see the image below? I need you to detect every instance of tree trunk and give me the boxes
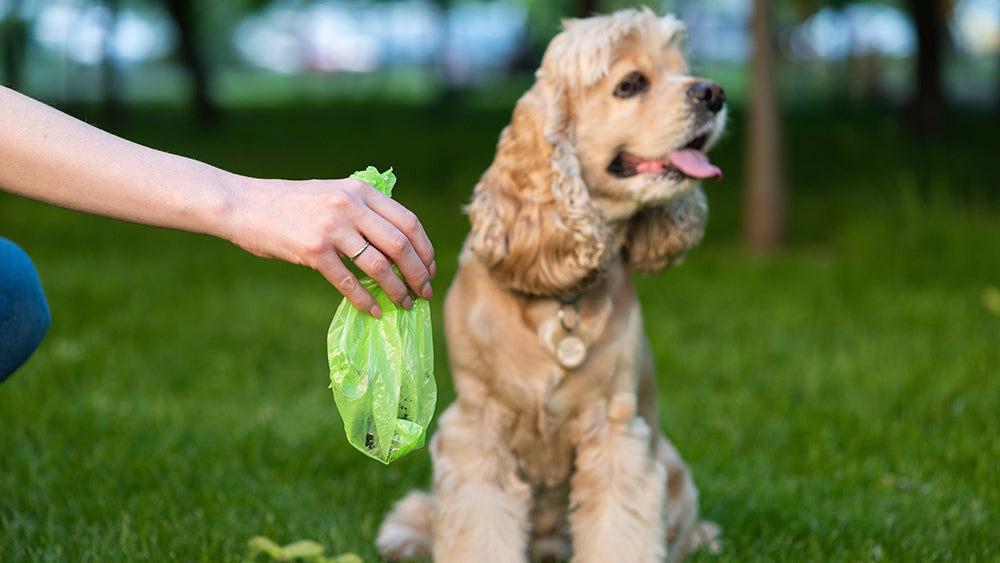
[744,0,786,251]
[1,0,27,90]
[574,0,599,18]
[904,0,946,132]
[162,0,219,124]
[101,0,124,122]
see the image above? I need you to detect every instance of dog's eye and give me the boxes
[613,72,649,98]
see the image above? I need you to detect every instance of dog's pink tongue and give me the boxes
[670,149,722,180]
[635,149,722,180]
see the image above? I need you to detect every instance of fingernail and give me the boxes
[401,296,414,310]
[369,305,383,318]
[421,282,433,300]
[430,260,437,279]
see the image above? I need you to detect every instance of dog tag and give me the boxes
[556,334,587,370]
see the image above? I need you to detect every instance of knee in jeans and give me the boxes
[1,238,51,380]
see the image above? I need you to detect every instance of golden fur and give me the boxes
[378,8,725,562]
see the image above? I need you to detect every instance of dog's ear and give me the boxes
[467,82,611,296]
[622,188,707,274]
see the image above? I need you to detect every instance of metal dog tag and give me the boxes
[551,298,589,370]
[556,334,588,370]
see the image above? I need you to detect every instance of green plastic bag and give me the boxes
[327,167,436,464]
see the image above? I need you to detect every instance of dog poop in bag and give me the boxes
[327,167,436,464]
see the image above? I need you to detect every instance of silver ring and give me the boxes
[350,241,370,262]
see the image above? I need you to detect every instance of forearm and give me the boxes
[0,86,436,316]
[0,86,237,240]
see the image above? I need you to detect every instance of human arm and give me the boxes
[0,85,434,317]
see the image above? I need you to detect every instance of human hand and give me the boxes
[225,175,435,317]
[0,84,433,316]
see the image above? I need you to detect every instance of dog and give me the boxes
[378,8,725,562]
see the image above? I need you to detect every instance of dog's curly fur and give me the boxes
[378,9,725,562]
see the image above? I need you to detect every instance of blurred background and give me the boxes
[2,0,997,113]
[2,1,999,561]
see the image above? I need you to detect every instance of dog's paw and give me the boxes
[376,492,434,561]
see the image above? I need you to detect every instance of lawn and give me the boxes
[1,96,998,562]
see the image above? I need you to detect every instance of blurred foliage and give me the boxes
[4,0,996,114]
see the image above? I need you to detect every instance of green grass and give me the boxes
[1,98,998,561]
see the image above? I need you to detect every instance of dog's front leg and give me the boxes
[568,393,667,563]
[431,401,532,563]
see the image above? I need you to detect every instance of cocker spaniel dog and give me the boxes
[378,8,725,563]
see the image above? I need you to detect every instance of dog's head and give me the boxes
[468,8,725,296]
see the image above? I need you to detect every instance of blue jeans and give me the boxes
[1,237,51,383]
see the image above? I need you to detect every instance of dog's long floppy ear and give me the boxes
[622,188,708,274]
[466,81,611,296]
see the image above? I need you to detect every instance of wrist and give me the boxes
[198,167,246,245]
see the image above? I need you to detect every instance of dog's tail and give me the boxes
[376,490,433,561]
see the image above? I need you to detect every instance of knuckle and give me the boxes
[367,253,393,277]
[345,177,371,193]
[335,271,359,292]
[326,188,361,215]
[384,231,410,256]
[409,268,430,286]
[398,210,421,234]
[300,234,327,257]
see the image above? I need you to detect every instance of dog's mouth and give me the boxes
[607,134,721,180]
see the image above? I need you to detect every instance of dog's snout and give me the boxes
[687,82,725,114]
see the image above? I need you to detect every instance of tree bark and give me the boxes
[1,0,27,90]
[101,0,124,122]
[904,0,946,132]
[744,0,786,251]
[162,0,220,124]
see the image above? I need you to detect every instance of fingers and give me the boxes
[353,227,433,307]
[365,192,436,273]
[316,253,383,319]
[347,239,407,307]
[226,175,436,317]
[348,183,435,303]
[319,236,418,319]
[322,179,435,315]
[283,177,436,316]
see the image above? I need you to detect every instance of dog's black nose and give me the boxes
[687,82,726,114]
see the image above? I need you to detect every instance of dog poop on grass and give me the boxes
[327,167,436,464]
